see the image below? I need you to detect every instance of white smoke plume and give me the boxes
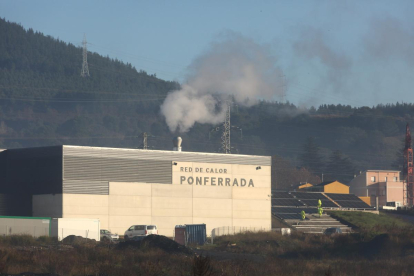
[161,32,284,132]
[363,17,414,64]
[292,27,352,95]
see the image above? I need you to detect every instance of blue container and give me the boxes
[185,224,206,245]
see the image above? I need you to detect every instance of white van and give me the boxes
[381,202,402,211]
[124,225,158,240]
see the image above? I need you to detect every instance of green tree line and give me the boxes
[0,18,413,186]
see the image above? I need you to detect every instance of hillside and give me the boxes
[1,18,414,186]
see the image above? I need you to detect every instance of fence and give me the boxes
[53,228,100,241]
[211,226,268,244]
[0,226,99,241]
[0,225,49,237]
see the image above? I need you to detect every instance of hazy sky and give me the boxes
[1,0,414,107]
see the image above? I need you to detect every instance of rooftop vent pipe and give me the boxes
[173,137,182,152]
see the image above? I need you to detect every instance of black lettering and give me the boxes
[248,179,254,187]
[189,167,193,172]
[195,168,199,172]
[241,178,247,187]
[206,168,210,173]
[200,168,203,173]
[211,177,216,186]
[233,179,239,186]
[188,177,194,185]
[224,169,227,174]
[196,177,202,185]
[219,169,223,173]
[185,167,188,172]
[225,178,231,186]
[180,176,186,184]
[218,178,223,186]
[180,167,184,172]
[204,177,209,185]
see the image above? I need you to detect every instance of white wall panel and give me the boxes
[57,160,271,236]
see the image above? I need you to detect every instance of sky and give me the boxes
[1,0,414,107]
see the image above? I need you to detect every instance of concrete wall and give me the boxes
[386,181,404,204]
[365,181,404,207]
[34,162,271,237]
[366,171,399,184]
[0,217,50,237]
[51,218,100,241]
[349,173,368,197]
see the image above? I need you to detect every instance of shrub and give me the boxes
[0,235,37,246]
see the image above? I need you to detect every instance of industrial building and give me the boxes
[349,170,403,207]
[0,145,271,236]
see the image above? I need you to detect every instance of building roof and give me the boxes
[5,145,271,166]
[365,170,400,173]
[314,181,349,187]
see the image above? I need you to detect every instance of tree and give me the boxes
[390,137,405,171]
[324,150,355,184]
[272,155,321,190]
[299,137,324,175]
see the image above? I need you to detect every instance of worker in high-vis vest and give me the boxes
[318,207,323,217]
[301,210,306,220]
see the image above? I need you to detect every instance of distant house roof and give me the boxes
[315,181,349,187]
[366,170,400,173]
[290,183,313,190]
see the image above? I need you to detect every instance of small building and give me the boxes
[304,181,349,194]
[348,170,403,207]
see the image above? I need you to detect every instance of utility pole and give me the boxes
[141,132,148,150]
[221,102,231,154]
[403,123,413,206]
[81,34,90,77]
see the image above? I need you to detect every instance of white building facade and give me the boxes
[6,145,271,237]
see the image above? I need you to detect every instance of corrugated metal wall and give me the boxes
[63,145,270,165]
[62,145,270,195]
[0,194,32,216]
[63,147,172,194]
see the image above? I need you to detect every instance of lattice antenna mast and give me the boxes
[81,34,90,77]
[221,102,231,154]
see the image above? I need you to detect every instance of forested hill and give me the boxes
[1,18,414,186]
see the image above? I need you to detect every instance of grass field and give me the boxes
[328,211,411,233]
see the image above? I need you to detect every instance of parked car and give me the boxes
[323,227,342,236]
[100,229,119,241]
[124,225,158,240]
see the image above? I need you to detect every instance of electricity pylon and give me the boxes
[221,102,231,154]
[80,34,90,77]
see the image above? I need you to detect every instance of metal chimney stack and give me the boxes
[173,137,182,152]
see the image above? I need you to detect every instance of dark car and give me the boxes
[323,227,342,236]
